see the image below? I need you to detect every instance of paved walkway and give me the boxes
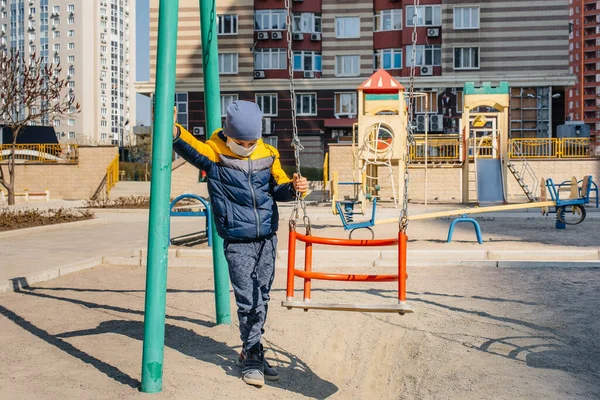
[1,203,599,284]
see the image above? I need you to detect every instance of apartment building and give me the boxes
[0,0,136,145]
[138,0,573,167]
[567,0,600,141]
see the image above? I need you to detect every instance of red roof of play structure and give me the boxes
[358,69,405,93]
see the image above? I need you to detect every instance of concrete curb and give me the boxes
[0,218,107,239]
[99,257,600,270]
[0,258,102,293]
[135,248,600,262]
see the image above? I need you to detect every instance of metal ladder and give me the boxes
[507,141,538,202]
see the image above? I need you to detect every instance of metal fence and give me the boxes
[409,138,593,163]
[106,155,119,196]
[0,144,79,163]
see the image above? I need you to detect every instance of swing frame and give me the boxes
[282,227,414,314]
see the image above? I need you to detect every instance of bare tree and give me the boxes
[0,50,80,205]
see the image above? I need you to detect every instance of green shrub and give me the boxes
[282,165,323,182]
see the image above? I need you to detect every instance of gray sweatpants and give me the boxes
[223,236,277,352]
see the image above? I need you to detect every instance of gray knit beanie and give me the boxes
[223,100,263,141]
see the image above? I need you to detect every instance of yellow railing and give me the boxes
[561,138,591,158]
[509,138,558,158]
[408,138,593,163]
[0,144,78,163]
[410,139,460,162]
[106,155,119,196]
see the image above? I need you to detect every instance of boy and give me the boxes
[172,100,308,387]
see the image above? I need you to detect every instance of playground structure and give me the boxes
[144,0,596,394]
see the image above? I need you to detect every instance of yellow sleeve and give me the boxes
[269,146,291,185]
[174,124,219,163]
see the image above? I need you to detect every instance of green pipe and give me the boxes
[140,0,179,393]
[199,0,231,325]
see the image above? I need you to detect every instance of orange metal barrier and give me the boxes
[286,230,408,304]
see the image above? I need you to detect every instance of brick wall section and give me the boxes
[170,158,202,197]
[330,144,600,203]
[507,160,600,201]
[8,146,117,200]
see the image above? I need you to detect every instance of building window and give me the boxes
[174,93,188,128]
[374,9,402,31]
[406,5,441,27]
[68,55,74,62]
[454,47,479,70]
[406,45,441,66]
[454,7,479,29]
[218,53,238,74]
[68,42,74,50]
[68,30,74,37]
[335,17,360,38]
[293,13,322,33]
[53,30,60,38]
[101,120,107,127]
[221,94,239,117]
[335,93,357,117]
[217,14,237,35]
[53,43,60,51]
[68,17,74,24]
[294,51,322,72]
[374,49,402,69]
[68,4,75,12]
[254,10,286,31]
[68,81,75,88]
[101,132,108,140]
[68,132,75,139]
[296,93,317,116]
[263,136,278,148]
[53,120,60,127]
[101,108,107,116]
[54,56,60,64]
[335,55,360,77]
[255,93,278,117]
[254,48,286,70]
[68,119,75,126]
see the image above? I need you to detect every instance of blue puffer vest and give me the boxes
[173,128,295,242]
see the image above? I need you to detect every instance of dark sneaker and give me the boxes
[241,346,264,387]
[237,345,279,382]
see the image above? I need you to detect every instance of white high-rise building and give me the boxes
[0,0,136,145]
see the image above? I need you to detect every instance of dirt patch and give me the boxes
[0,265,599,399]
[0,207,94,232]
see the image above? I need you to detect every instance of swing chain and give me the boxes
[285,0,310,234]
[400,0,420,233]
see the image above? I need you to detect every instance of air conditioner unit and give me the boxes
[292,33,304,41]
[429,114,443,132]
[257,31,269,40]
[303,71,315,78]
[254,70,266,79]
[420,65,433,76]
[262,118,272,135]
[193,126,205,136]
[427,28,440,38]
[310,33,321,41]
[416,115,427,132]
[271,31,282,40]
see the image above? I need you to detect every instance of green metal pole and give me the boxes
[199,0,231,325]
[140,0,179,393]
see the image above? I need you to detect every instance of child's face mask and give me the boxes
[227,137,258,157]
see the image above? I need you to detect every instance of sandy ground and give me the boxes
[1,264,599,399]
